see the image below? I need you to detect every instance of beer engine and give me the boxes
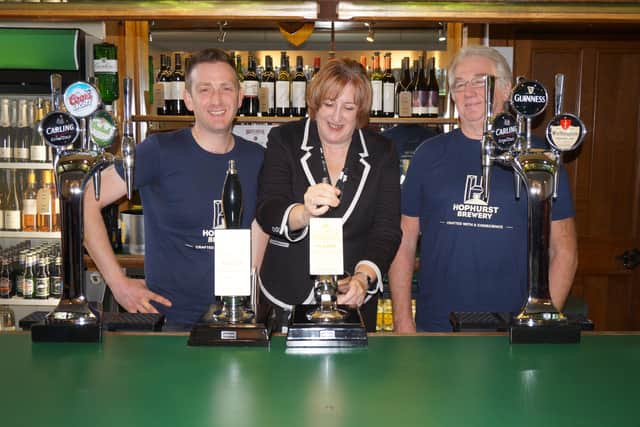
[478,74,586,343]
[31,76,135,342]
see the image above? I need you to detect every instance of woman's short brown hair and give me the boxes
[306,58,371,128]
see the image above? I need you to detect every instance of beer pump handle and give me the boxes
[50,74,62,112]
[555,73,565,116]
[481,75,495,202]
[122,77,135,199]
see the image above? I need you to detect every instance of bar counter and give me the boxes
[2,332,638,426]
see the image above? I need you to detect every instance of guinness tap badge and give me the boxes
[491,112,518,151]
[510,80,548,118]
[546,113,587,152]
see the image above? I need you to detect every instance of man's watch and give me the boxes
[354,271,375,292]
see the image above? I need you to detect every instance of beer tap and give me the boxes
[122,78,136,199]
[32,77,135,342]
[551,74,565,199]
[480,75,496,203]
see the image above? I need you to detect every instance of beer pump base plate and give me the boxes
[187,304,274,347]
[509,322,581,344]
[31,321,102,343]
[286,304,367,348]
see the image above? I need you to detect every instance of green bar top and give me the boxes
[2,333,638,426]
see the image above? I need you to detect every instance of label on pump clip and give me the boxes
[491,112,518,151]
[510,80,548,118]
[546,113,587,152]
[90,110,117,148]
[39,111,80,148]
[63,81,101,118]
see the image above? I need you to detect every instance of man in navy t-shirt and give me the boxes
[388,46,578,332]
[84,49,266,327]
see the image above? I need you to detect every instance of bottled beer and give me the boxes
[222,159,243,229]
[93,43,119,111]
[396,57,413,118]
[15,250,26,297]
[426,57,440,118]
[260,55,276,117]
[34,256,50,299]
[242,55,260,117]
[382,52,396,118]
[276,51,291,117]
[22,254,34,299]
[14,99,30,162]
[291,55,307,117]
[50,256,63,299]
[0,257,10,298]
[4,169,20,231]
[370,52,383,117]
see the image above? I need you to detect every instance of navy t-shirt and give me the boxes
[402,129,575,331]
[117,128,264,325]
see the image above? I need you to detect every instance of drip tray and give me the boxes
[20,311,165,332]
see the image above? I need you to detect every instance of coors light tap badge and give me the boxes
[63,81,100,118]
[510,80,548,118]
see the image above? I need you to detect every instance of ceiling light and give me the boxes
[438,22,447,42]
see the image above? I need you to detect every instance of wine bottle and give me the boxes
[36,169,56,232]
[0,99,12,162]
[291,55,307,117]
[382,52,396,118]
[156,53,171,115]
[312,56,321,79]
[93,43,119,111]
[169,52,187,115]
[370,52,383,117]
[14,99,30,162]
[4,169,21,231]
[260,55,276,117]
[242,55,260,117]
[30,99,47,162]
[21,169,37,232]
[396,57,412,118]
[276,51,290,117]
[222,159,243,229]
[412,56,428,117]
[426,57,440,118]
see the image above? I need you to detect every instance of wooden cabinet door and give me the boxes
[514,35,640,330]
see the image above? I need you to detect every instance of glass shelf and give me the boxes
[0,162,52,170]
[0,231,60,239]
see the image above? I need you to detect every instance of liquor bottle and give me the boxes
[425,57,440,118]
[22,254,34,299]
[396,57,413,118]
[382,52,396,118]
[36,169,56,232]
[0,257,10,298]
[242,55,260,117]
[21,169,37,232]
[13,99,31,162]
[370,52,383,117]
[312,57,321,79]
[222,159,243,229]
[412,56,428,117]
[0,99,12,162]
[93,43,119,111]
[260,55,276,117]
[34,256,50,299]
[30,99,47,162]
[4,170,21,231]
[276,51,291,117]
[291,55,307,117]
[50,256,63,299]
[168,52,186,115]
[155,53,171,115]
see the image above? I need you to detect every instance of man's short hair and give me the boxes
[448,45,512,91]
[185,48,237,91]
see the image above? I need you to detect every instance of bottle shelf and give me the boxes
[133,114,458,125]
[0,297,60,307]
[0,162,52,170]
[0,231,60,240]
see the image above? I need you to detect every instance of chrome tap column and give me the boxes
[32,77,135,342]
[480,74,586,340]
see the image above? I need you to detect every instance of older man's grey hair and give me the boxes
[448,46,513,91]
